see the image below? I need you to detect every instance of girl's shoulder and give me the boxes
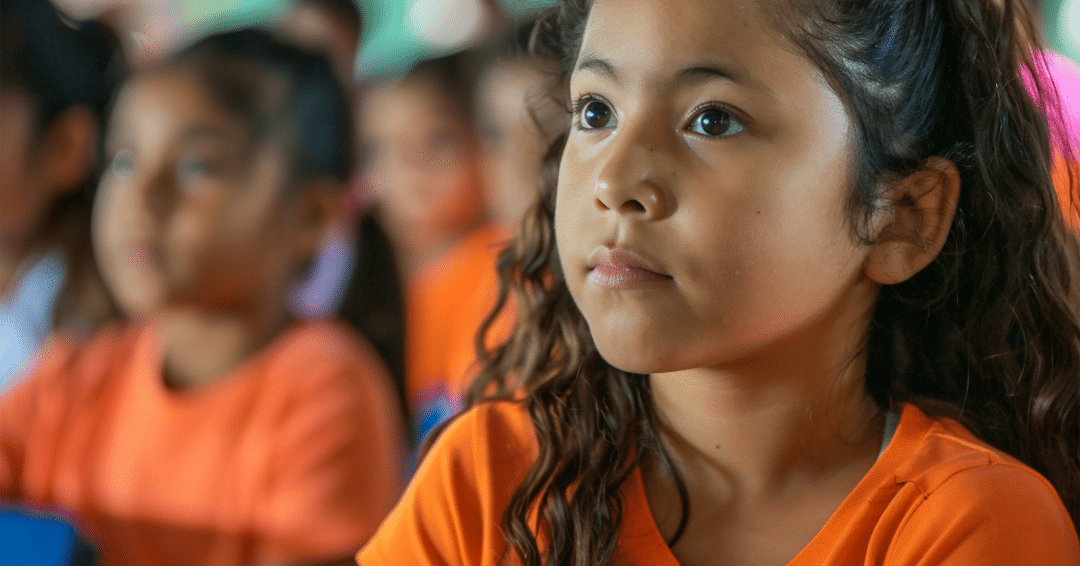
[19,321,146,394]
[427,399,538,474]
[865,404,1079,564]
[889,403,1060,496]
[795,404,1078,564]
[359,400,535,566]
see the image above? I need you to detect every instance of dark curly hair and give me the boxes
[156,28,357,189]
[463,0,1080,564]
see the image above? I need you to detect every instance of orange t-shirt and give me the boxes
[405,225,514,442]
[1054,153,1080,231]
[0,321,406,566]
[358,401,1079,565]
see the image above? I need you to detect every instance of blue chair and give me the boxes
[0,507,96,566]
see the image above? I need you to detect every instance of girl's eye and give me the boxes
[578,99,616,130]
[688,108,744,137]
[109,149,136,178]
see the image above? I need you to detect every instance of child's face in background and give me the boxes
[477,60,557,230]
[94,70,303,316]
[0,88,45,250]
[360,77,484,249]
[0,87,92,256]
[556,0,879,374]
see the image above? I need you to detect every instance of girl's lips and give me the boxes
[586,247,671,289]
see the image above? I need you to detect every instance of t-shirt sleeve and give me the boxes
[0,367,36,499]
[257,342,407,564]
[0,335,78,500]
[357,407,500,566]
[885,464,1080,565]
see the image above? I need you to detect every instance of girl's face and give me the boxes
[557,0,880,374]
[478,61,554,229]
[0,88,91,254]
[0,88,44,249]
[360,78,483,246]
[94,70,301,316]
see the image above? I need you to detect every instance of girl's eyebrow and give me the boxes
[574,55,621,84]
[575,55,777,101]
[177,125,236,143]
[676,65,777,101]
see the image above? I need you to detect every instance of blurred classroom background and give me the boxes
[51,0,556,72]
[49,0,1078,73]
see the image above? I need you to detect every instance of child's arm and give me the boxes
[884,464,1079,565]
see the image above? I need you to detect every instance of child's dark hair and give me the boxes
[402,51,483,125]
[463,0,1080,564]
[157,28,356,188]
[1,0,124,331]
[0,0,123,133]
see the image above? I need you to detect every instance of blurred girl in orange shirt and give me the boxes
[1,28,404,566]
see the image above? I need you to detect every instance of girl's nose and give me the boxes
[593,178,667,217]
[123,163,177,223]
[592,134,673,220]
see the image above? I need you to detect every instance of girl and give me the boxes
[360,53,513,448]
[358,0,1080,565]
[476,18,564,232]
[0,0,120,388]
[280,0,412,452]
[1,29,404,566]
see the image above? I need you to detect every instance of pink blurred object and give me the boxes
[1025,49,1080,152]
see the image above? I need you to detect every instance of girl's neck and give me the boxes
[644,282,885,507]
[643,361,884,566]
[648,362,882,500]
[154,303,293,391]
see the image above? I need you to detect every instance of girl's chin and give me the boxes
[594,346,679,376]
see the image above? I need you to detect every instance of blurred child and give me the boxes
[360,53,512,446]
[0,28,404,566]
[279,0,411,447]
[0,0,120,388]
[359,0,1080,564]
[476,20,563,232]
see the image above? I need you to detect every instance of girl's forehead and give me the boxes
[366,79,473,136]
[575,0,803,88]
[110,71,251,147]
[119,71,220,119]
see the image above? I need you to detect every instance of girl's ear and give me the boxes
[865,156,961,285]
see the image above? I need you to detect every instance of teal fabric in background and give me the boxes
[1051,0,1080,63]
[188,0,1078,78]
[191,0,554,76]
